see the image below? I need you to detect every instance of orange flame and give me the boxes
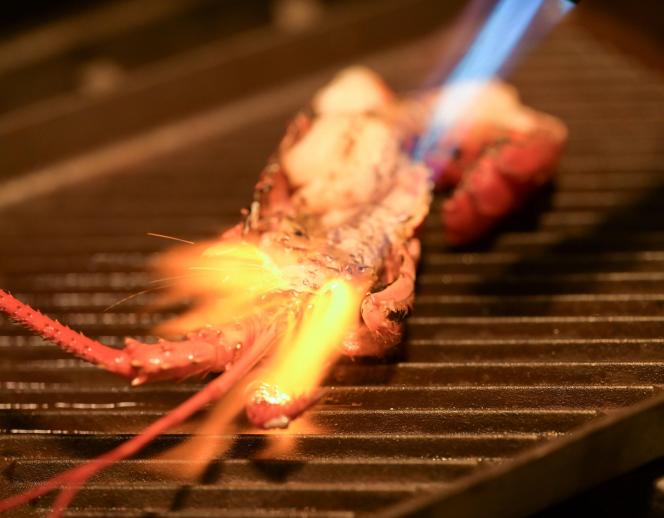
[151,235,365,472]
[259,277,360,397]
[155,239,294,334]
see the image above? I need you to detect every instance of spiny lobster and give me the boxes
[0,66,566,516]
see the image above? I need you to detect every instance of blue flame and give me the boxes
[413,0,575,162]
[559,0,576,14]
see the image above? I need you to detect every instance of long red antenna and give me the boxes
[0,289,133,378]
[0,330,273,517]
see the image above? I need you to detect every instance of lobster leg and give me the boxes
[0,290,242,385]
[342,238,420,357]
[0,330,273,518]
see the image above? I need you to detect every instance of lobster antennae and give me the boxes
[0,330,273,517]
[103,285,171,312]
[146,232,195,245]
[0,289,134,378]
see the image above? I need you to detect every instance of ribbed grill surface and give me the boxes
[1,19,663,517]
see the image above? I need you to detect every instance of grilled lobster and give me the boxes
[0,66,566,516]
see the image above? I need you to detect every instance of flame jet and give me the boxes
[415,0,574,166]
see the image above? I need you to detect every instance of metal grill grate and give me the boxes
[1,15,664,518]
